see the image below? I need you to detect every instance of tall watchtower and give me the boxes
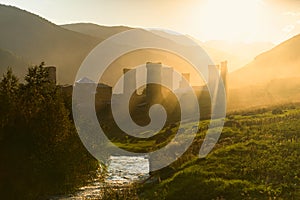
[123,68,137,96]
[162,67,173,90]
[45,66,56,84]
[220,61,228,95]
[146,62,162,104]
[208,64,220,96]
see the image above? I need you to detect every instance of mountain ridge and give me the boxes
[229,33,300,88]
[0,4,100,83]
[61,23,132,40]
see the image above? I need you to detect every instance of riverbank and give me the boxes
[49,156,149,199]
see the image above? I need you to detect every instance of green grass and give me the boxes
[139,104,300,200]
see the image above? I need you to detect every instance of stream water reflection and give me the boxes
[49,156,149,199]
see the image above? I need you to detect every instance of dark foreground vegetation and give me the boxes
[0,64,99,199]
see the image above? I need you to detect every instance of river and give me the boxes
[49,155,150,199]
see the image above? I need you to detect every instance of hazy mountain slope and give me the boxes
[0,5,208,85]
[228,77,300,110]
[188,36,253,72]
[0,48,29,78]
[60,26,244,73]
[205,40,274,66]
[200,45,247,73]
[230,34,300,88]
[58,26,217,87]
[0,4,100,84]
[227,34,300,110]
[61,23,132,40]
[95,28,210,87]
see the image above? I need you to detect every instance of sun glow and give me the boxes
[195,0,264,42]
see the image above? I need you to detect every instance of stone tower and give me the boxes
[208,65,220,96]
[179,73,190,89]
[146,62,162,104]
[45,66,56,84]
[220,61,228,96]
[123,68,137,95]
[162,67,173,90]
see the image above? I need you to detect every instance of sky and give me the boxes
[1,0,300,44]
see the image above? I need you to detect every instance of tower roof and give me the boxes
[76,77,95,84]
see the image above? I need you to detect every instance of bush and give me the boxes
[272,108,283,114]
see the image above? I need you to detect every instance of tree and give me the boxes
[0,67,19,130]
[0,67,18,96]
[0,63,99,199]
